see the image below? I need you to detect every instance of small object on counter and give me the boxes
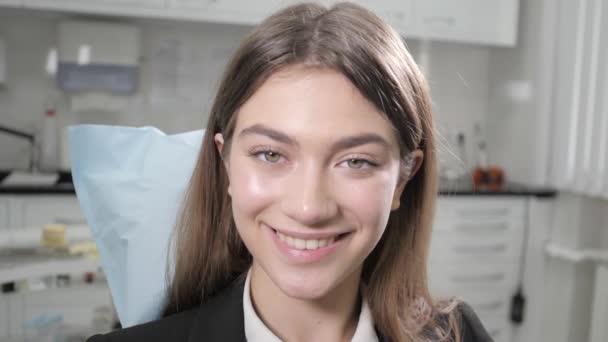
[0,171,59,186]
[40,224,67,249]
[487,166,505,191]
[68,241,98,257]
[439,130,468,180]
[17,278,47,292]
[472,165,506,191]
[471,122,505,191]
[457,132,468,171]
[85,272,95,283]
[39,106,60,172]
[56,274,71,287]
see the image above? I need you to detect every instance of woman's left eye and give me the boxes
[342,158,377,169]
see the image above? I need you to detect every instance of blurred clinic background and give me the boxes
[0,0,607,341]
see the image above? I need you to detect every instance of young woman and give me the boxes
[89,2,491,342]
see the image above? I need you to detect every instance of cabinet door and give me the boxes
[168,0,263,11]
[0,0,21,6]
[24,0,165,13]
[24,284,112,329]
[0,197,9,230]
[413,0,519,46]
[167,0,289,24]
[355,0,414,34]
[18,195,86,227]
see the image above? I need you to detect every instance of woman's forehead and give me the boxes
[233,67,400,151]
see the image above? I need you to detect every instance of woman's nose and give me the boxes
[280,165,338,227]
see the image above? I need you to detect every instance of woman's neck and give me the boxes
[249,263,362,342]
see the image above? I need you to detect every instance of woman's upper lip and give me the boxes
[265,223,351,240]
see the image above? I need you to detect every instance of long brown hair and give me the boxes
[164,2,461,341]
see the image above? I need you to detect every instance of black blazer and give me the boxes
[87,279,493,342]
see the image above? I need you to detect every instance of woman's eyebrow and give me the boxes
[238,123,391,153]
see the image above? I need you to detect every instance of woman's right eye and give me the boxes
[251,149,284,163]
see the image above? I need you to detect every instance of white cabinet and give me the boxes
[1,282,112,340]
[24,283,111,328]
[15,0,518,46]
[18,195,86,227]
[430,197,526,342]
[0,0,22,6]
[350,0,414,33]
[0,197,9,230]
[23,0,165,15]
[0,195,86,228]
[166,0,296,25]
[0,194,111,341]
[411,0,519,46]
[325,0,519,46]
[0,38,5,86]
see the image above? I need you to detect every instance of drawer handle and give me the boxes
[454,223,508,233]
[451,244,508,254]
[423,16,456,26]
[455,208,510,217]
[450,273,505,283]
[54,217,87,225]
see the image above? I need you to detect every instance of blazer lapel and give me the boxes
[187,278,247,342]
[185,276,389,342]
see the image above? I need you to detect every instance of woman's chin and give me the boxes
[270,273,337,300]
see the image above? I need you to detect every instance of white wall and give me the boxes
[0,8,492,171]
[407,40,491,172]
[485,0,556,186]
[0,8,251,169]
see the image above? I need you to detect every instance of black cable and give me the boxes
[511,196,531,324]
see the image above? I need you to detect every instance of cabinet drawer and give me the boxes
[428,261,518,292]
[435,288,511,320]
[436,197,525,219]
[429,222,523,262]
[19,196,86,227]
[24,285,111,327]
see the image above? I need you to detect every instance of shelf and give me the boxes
[0,253,99,284]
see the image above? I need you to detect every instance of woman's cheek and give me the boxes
[229,162,282,217]
[334,172,396,232]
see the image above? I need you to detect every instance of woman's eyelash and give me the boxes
[344,158,379,169]
[248,147,379,169]
[249,148,284,163]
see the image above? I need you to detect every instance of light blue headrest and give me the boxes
[69,125,204,327]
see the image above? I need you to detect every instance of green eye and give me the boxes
[347,159,365,169]
[264,151,281,163]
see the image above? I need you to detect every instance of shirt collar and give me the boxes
[243,269,379,342]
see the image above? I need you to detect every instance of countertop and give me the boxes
[0,171,557,197]
[438,177,557,198]
[0,170,75,194]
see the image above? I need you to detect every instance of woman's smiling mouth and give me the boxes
[264,223,352,263]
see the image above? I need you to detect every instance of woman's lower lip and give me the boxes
[264,223,347,264]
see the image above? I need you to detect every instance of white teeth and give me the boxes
[275,231,336,251]
[306,239,319,250]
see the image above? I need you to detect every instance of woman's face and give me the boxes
[215,66,419,300]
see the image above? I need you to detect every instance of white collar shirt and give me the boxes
[243,269,379,342]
